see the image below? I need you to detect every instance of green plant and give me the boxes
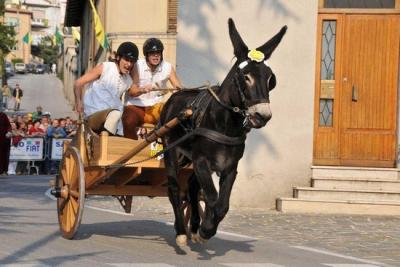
[11,58,23,65]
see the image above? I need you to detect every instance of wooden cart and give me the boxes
[51,110,198,239]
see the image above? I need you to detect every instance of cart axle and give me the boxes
[50,187,62,198]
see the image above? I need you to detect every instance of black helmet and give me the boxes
[143,38,164,56]
[117,42,139,61]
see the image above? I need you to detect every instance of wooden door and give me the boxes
[313,14,400,167]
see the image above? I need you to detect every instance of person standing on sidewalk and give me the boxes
[2,84,11,111]
[12,84,23,111]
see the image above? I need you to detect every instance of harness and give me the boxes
[106,49,270,168]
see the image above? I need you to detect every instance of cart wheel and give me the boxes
[56,146,85,239]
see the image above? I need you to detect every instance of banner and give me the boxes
[51,138,72,160]
[89,0,109,49]
[10,138,43,160]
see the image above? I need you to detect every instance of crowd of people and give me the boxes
[0,107,78,176]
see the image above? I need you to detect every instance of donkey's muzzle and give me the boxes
[247,103,272,128]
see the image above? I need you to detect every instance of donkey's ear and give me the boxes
[257,25,287,60]
[228,18,248,60]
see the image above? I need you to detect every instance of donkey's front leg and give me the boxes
[188,172,202,242]
[165,151,187,246]
[214,166,238,223]
[193,157,219,241]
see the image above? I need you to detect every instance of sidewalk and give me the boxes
[86,196,400,266]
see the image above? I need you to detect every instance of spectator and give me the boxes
[12,84,23,111]
[28,119,46,137]
[7,121,20,175]
[47,119,67,139]
[14,121,28,175]
[65,116,77,137]
[32,106,43,121]
[46,119,66,174]
[39,117,50,133]
[2,84,11,110]
[0,112,11,175]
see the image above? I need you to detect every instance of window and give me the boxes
[319,20,337,127]
[323,0,395,8]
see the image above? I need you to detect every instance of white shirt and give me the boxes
[125,59,172,107]
[84,62,132,117]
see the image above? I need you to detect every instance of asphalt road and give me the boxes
[0,175,392,267]
[5,73,76,119]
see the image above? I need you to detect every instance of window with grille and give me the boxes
[319,20,336,127]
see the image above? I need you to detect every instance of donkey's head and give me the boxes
[228,18,287,129]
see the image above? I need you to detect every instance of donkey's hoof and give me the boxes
[192,233,208,244]
[198,235,208,244]
[176,234,187,247]
[191,233,201,243]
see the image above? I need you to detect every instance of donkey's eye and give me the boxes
[244,74,254,87]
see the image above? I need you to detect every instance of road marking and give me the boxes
[0,264,51,267]
[323,264,384,267]
[222,263,284,267]
[293,246,392,267]
[45,189,258,241]
[109,264,175,267]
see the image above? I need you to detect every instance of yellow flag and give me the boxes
[89,0,108,49]
[71,27,80,42]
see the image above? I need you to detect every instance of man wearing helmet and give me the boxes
[74,42,139,135]
[122,38,182,139]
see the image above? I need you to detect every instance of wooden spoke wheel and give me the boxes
[56,146,85,239]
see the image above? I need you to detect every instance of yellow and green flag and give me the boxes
[22,32,32,44]
[89,0,109,49]
[52,26,63,45]
[71,27,80,42]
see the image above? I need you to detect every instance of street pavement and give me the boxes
[0,175,399,266]
[87,193,400,267]
[4,73,76,119]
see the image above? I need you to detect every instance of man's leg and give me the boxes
[144,103,164,124]
[122,105,145,139]
[103,110,122,135]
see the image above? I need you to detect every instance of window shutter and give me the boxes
[167,0,178,33]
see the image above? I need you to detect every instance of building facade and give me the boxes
[4,2,32,64]
[24,0,62,45]
[64,0,400,210]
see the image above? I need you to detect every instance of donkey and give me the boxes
[159,18,287,246]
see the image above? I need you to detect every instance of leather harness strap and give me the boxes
[192,127,246,145]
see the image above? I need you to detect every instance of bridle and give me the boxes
[207,49,272,129]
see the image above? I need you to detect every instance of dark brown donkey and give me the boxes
[160,18,287,246]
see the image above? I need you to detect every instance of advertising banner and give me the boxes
[10,138,44,160]
[51,138,72,160]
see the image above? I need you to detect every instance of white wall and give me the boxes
[177,0,318,209]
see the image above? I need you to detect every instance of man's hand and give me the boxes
[141,84,153,94]
[75,101,84,115]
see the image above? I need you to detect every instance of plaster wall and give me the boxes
[5,10,32,64]
[177,0,318,209]
[106,0,168,33]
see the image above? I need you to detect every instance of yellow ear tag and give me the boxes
[248,49,265,62]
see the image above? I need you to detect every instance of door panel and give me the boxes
[340,15,399,166]
[313,14,399,167]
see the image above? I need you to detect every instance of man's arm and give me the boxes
[73,64,103,114]
[127,64,152,97]
[169,67,183,89]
